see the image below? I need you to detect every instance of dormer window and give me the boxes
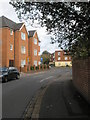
[58,57,61,60]
[21,46,26,54]
[10,44,13,50]
[34,49,37,56]
[21,32,26,40]
[58,52,60,56]
[65,57,68,60]
[10,29,13,35]
[34,38,37,45]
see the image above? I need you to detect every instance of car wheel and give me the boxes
[16,74,20,79]
[4,76,8,82]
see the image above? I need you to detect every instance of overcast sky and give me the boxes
[0,0,60,54]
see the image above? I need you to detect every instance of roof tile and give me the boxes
[0,16,23,30]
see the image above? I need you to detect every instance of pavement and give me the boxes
[24,70,90,119]
[39,80,89,119]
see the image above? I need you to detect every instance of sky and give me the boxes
[0,0,60,54]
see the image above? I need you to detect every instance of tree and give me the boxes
[41,51,50,65]
[42,50,50,55]
[9,1,90,59]
[43,57,50,65]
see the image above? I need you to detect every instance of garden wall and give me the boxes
[72,57,90,103]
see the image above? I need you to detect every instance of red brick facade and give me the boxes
[0,27,14,67]
[55,50,71,62]
[49,53,55,62]
[28,31,40,66]
[0,25,28,69]
[72,57,90,103]
[0,16,40,71]
[14,25,28,70]
[55,50,72,67]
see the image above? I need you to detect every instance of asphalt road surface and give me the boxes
[2,67,72,118]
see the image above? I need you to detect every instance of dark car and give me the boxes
[0,67,20,82]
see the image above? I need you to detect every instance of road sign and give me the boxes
[26,56,30,63]
[28,56,30,62]
[41,58,43,62]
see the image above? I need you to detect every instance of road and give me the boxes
[2,67,72,118]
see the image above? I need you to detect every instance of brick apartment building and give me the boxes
[0,16,28,70]
[28,30,40,66]
[55,50,72,67]
[49,52,55,65]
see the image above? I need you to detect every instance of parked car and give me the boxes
[0,67,20,82]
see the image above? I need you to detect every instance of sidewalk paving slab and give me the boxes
[23,70,90,119]
[38,80,89,119]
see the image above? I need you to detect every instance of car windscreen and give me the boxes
[9,68,18,72]
[0,68,8,72]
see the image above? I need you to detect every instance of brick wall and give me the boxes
[1,28,14,67]
[72,57,90,103]
[28,32,40,66]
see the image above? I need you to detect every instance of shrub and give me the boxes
[44,64,46,69]
[30,66,34,70]
[36,66,39,70]
[27,66,29,71]
[47,65,49,69]
[40,65,42,69]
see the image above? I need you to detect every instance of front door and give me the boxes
[9,60,14,67]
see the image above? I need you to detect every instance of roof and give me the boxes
[28,30,36,37]
[0,16,23,30]
[14,23,23,30]
[28,30,41,42]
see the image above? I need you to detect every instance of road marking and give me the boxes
[32,71,45,75]
[21,71,46,77]
[33,75,43,78]
[40,76,53,83]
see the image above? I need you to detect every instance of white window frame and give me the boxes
[21,60,26,67]
[21,46,26,54]
[34,38,37,45]
[38,61,41,65]
[38,52,40,56]
[64,52,67,54]
[21,32,26,40]
[34,61,37,66]
[58,63,61,66]
[10,29,13,35]
[58,57,61,60]
[65,57,68,60]
[58,52,60,56]
[10,44,13,51]
[65,62,68,65]
[34,49,37,56]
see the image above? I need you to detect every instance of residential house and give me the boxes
[28,30,40,66]
[49,52,55,66]
[0,16,28,70]
[55,50,72,67]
